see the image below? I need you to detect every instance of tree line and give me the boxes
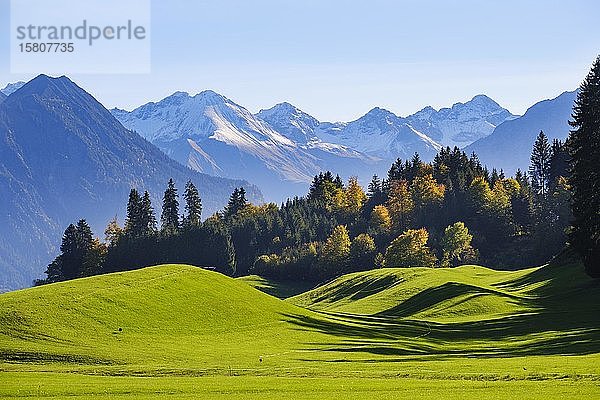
[39,56,600,284]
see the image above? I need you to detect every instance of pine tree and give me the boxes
[568,55,600,277]
[183,180,202,227]
[45,219,95,282]
[161,178,180,234]
[124,189,143,237]
[140,191,157,235]
[224,187,248,218]
[549,139,570,190]
[529,131,552,198]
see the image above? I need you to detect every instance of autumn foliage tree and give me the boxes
[384,228,437,268]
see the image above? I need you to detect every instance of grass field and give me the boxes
[1,253,599,398]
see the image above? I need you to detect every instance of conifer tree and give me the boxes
[161,178,180,234]
[124,188,143,236]
[568,55,600,277]
[140,191,157,235]
[529,131,552,198]
[45,219,94,282]
[224,187,248,218]
[183,180,202,227]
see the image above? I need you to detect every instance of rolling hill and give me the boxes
[2,256,598,365]
[1,255,599,398]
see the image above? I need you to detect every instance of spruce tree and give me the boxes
[161,178,180,234]
[568,55,600,277]
[183,180,202,227]
[124,189,143,236]
[140,191,157,235]
[549,139,570,190]
[529,131,552,198]
[46,220,94,282]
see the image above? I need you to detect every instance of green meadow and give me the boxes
[1,254,599,399]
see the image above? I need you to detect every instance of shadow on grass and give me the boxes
[374,281,528,319]
[0,349,115,365]
[282,256,600,359]
[310,275,402,305]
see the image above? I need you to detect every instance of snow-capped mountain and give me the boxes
[113,91,330,200]
[113,91,522,202]
[113,92,389,200]
[257,102,320,145]
[405,94,517,148]
[314,107,442,160]
[0,81,26,96]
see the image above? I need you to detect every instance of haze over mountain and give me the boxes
[112,92,387,200]
[0,75,261,291]
[113,92,516,200]
[466,90,577,174]
[405,94,517,148]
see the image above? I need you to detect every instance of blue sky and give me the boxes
[1,0,599,120]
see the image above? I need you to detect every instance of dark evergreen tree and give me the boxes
[183,180,202,227]
[568,55,600,277]
[44,219,94,282]
[529,131,552,198]
[224,187,249,218]
[549,139,570,190]
[161,178,180,234]
[140,191,157,235]
[124,189,143,237]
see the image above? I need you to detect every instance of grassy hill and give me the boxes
[1,256,600,399]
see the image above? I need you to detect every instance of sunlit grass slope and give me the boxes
[1,255,600,399]
[290,265,538,321]
[0,264,310,370]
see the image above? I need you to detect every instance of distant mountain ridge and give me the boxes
[0,75,261,291]
[113,91,515,200]
[405,94,518,148]
[112,92,390,200]
[466,90,577,174]
[0,81,26,96]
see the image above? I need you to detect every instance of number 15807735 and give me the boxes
[19,42,74,52]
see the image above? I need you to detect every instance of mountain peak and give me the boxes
[15,74,80,98]
[0,81,27,96]
[258,102,305,118]
[468,94,501,108]
[195,89,227,103]
[256,102,320,144]
[363,106,397,120]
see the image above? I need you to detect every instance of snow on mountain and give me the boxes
[406,94,517,148]
[257,102,320,144]
[113,91,523,201]
[314,107,442,160]
[0,81,26,96]
[113,91,326,200]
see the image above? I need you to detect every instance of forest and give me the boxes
[39,56,600,285]
[39,132,573,285]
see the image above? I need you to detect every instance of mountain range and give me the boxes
[0,74,577,291]
[0,75,261,291]
[112,92,518,200]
